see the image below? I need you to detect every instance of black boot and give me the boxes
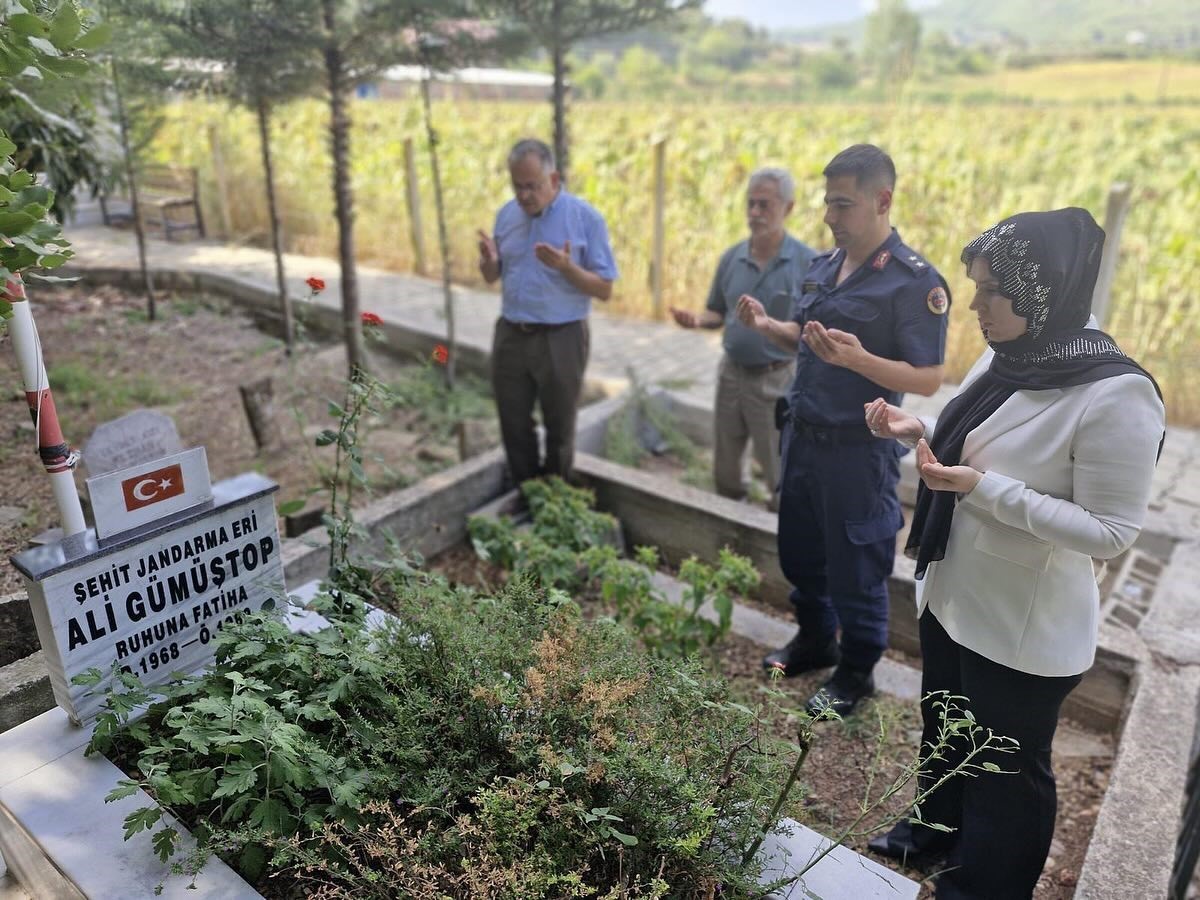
[867,819,954,869]
[804,665,875,717]
[762,630,840,677]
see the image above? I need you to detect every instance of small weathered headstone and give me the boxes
[83,409,182,478]
[238,377,280,451]
[456,420,490,461]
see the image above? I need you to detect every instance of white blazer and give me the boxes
[917,348,1165,677]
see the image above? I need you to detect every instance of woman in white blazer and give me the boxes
[863,208,1164,899]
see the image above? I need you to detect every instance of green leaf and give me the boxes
[213,760,259,799]
[0,211,37,236]
[8,171,33,190]
[0,136,15,158]
[104,780,141,803]
[72,667,104,686]
[922,821,955,832]
[220,793,255,824]
[982,762,1004,773]
[278,499,306,516]
[314,428,338,447]
[609,828,639,846]
[40,56,90,77]
[324,673,354,702]
[48,3,81,49]
[122,806,162,840]
[7,14,50,37]
[713,591,733,629]
[74,22,112,51]
[151,827,179,863]
[247,797,291,834]
[330,768,370,807]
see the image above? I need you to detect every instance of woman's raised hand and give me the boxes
[864,398,925,442]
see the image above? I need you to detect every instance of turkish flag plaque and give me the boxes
[87,447,213,540]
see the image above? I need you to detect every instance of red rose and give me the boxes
[305,276,326,292]
[432,343,449,365]
[361,311,383,327]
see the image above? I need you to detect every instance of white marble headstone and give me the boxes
[83,410,182,478]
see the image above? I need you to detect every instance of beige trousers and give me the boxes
[713,354,794,510]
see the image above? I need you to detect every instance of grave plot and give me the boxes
[0,281,502,597]
[0,388,928,898]
[1,370,1193,898]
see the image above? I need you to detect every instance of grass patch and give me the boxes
[48,361,180,419]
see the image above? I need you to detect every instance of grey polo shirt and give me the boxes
[705,233,817,367]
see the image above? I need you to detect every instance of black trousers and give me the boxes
[914,611,1082,900]
[491,318,589,485]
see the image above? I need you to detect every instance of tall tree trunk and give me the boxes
[322,0,364,376]
[110,59,156,321]
[550,0,569,184]
[420,72,455,390]
[255,96,292,354]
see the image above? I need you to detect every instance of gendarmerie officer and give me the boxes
[736,144,950,716]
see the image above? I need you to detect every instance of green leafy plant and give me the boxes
[469,477,759,657]
[77,572,801,897]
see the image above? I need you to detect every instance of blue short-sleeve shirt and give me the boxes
[787,229,950,426]
[493,190,619,324]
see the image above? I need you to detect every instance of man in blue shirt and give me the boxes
[671,168,816,510]
[737,144,950,716]
[478,139,619,484]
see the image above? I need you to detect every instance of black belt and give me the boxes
[503,318,579,334]
[729,358,793,374]
[789,412,879,445]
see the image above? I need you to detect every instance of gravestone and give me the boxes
[83,409,182,477]
[11,469,285,725]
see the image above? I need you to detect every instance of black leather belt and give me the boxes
[730,358,793,374]
[503,318,578,334]
[789,412,878,445]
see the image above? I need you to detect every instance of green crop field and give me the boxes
[152,96,1199,423]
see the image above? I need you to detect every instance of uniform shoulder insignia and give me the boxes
[926,285,949,315]
[871,249,891,270]
[892,244,930,274]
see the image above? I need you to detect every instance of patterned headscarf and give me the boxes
[960,207,1126,367]
[906,207,1162,579]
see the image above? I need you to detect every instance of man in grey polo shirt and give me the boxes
[671,167,816,509]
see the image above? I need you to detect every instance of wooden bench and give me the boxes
[99,164,206,241]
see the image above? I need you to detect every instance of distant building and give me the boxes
[361,66,556,101]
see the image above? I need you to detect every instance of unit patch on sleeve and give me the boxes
[926,285,949,315]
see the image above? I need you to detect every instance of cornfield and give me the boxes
[151,98,1200,423]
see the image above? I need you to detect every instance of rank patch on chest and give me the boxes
[871,250,891,270]
[926,285,949,315]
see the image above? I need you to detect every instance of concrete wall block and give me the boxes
[0,653,54,735]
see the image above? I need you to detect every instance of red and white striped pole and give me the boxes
[4,275,86,537]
